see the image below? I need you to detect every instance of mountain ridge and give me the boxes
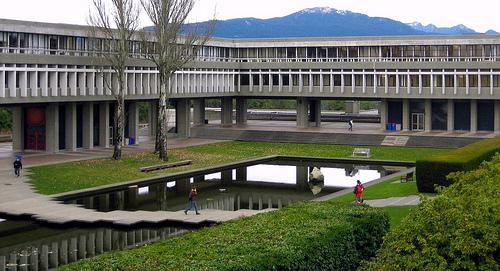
[147,7,499,38]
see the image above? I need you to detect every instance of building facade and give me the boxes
[1,19,500,152]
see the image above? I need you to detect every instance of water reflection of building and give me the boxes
[68,162,400,213]
[0,220,186,271]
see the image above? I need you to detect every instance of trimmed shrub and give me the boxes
[61,202,388,271]
[416,136,500,192]
[362,154,500,271]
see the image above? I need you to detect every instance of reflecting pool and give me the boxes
[0,218,187,271]
[64,159,403,213]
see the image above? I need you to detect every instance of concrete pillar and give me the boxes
[65,103,77,151]
[379,100,388,130]
[221,170,232,183]
[176,99,191,138]
[236,167,247,181]
[424,99,432,131]
[46,104,59,153]
[296,166,309,191]
[127,102,139,145]
[495,100,500,133]
[402,99,409,131]
[11,106,23,152]
[99,102,110,148]
[310,99,321,127]
[149,101,158,137]
[447,100,454,131]
[192,98,205,126]
[345,101,360,114]
[296,97,309,128]
[221,97,233,126]
[470,99,477,132]
[82,102,94,149]
[236,97,248,126]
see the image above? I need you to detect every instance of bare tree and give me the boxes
[88,0,140,160]
[141,0,213,161]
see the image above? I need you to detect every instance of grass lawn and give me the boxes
[29,141,446,195]
[328,176,422,228]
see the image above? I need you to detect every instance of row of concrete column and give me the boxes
[177,97,500,137]
[379,99,500,132]
[12,101,141,153]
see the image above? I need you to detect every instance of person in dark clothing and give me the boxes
[184,185,200,215]
[13,159,22,177]
[348,119,354,131]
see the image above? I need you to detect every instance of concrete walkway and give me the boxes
[0,170,271,226]
[0,138,276,226]
[364,195,421,207]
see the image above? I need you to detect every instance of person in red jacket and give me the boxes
[354,180,364,204]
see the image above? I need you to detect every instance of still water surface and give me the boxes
[65,160,400,213]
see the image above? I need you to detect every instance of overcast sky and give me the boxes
[1,0,498,32]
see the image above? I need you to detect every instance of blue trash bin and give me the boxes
[129,137,135,145]
[386,123,392,130]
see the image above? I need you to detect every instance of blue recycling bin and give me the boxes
[129,137,135,145]
[391,123,396,131]
[386,123,392,130]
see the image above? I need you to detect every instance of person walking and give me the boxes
[348,119,353,131]
[184,184,200,215]
[354,180,364,204]
[13,158,22,177]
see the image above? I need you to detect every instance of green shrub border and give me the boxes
[416,136,500,192]
[362,154,500,271]
[61,202,388,271]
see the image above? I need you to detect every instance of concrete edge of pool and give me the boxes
[0,156,414,227]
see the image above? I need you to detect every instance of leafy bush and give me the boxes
[0,108,12,131]
[61,202,388,271]
[362,154,500,271]
[416,136,500,192]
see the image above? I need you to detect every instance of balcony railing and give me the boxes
[1,47,499,63]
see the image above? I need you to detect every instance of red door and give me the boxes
[25,107,46,151]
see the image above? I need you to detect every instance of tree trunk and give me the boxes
[113,93,125,160]
[154,99,161,154]
[157,80,169,161]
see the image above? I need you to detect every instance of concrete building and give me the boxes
[1,19,500,152]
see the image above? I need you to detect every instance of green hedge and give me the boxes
[362,154,500,271]
[61,202,388,271]
[416,136,500,192]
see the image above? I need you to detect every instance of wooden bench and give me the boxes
[352,148,371,158]
[140,160,192,173]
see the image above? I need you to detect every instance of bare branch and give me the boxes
[88,0,140,160]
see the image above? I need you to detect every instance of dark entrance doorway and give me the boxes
[24,107,46,151]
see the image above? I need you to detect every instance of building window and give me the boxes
[292,74,299,86]
[422,75,430,87]
[355,74,363,86]
[434,75,443,87]
[469,74,478,87]
[377,75,386,87]
[302,74,310,86]
[366,74,374,86]
[493,75,500,87]
[343,74,352,86]
[481,75,490,87]
[445,75,454,87]
[399,75,407,87]
[410,75,419,87]
[333,74,341,86]
[312,74,320,86]
[323,74,330,86]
